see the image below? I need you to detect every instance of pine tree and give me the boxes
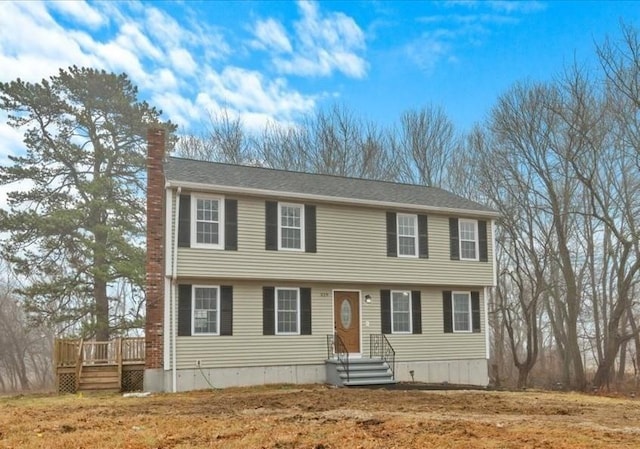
[0,66,176,340]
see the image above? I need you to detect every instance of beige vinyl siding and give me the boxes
[175,194,494,286]
[174,281,486,369]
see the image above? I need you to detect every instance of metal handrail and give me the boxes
[370,334,396,379]
[326,334,350,383]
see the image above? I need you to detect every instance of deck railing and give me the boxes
[54,339,81,367]
[54,337,145,367]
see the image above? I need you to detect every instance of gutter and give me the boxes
[165,180,500,219]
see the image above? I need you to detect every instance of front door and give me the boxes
[334,291,360,354]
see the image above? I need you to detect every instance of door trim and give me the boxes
[331,289,362,357]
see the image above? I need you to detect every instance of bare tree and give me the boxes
[0,264,54,392]
[176,109,250,164]
[556,65,640,389]
[394,106,458,188]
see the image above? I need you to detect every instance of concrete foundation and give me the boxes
[144,368,166,392]
[394,359,488,386]
[160,364,326,392]
[147,359,487,392]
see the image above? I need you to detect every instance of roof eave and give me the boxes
[165,179,499,218]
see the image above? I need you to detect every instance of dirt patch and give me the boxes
[0,385,639,448]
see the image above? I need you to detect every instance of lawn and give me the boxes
[1,385,639,448]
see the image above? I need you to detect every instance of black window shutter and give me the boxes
[471,291,481,333]
[418,215,429,259]
[478,220,488,262]
[381,289,391,334]
[300,287,312,335]
[443,290,453,333]
[220,286,233,336]
[178,284,192,336]
[178,194,191,248]
[449,218,459,260]
[225,199,238,251]
[304,205,317,253]
[386,212,397,257]
[265,201,278,251]
[263,287,275,335]
[411,290,422,334]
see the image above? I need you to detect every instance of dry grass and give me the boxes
[1,385,640,448]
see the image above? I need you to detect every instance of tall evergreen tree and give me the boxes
[0,66,176,340]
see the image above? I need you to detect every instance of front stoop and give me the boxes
[326,358,396,387]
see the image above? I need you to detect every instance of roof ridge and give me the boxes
[166,155,451,192]
[164,156,497,215]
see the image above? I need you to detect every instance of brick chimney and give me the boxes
[145,127,165,370]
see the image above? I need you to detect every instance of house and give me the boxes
[144,128,498,392]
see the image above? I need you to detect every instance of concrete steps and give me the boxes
[329,358,396,387]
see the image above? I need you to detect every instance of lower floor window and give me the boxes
[193,286,219,334]
[391,290,412,333]
[453,292,471,332]
[276,288,300,334]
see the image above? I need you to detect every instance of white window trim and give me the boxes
[275,287,301,335]
[396,213,418,258]
[191,193,225,249]
[459,219,479,261]
[391,290,412,334]
[277,202,305,252]
[452,291,472,333]
[191,285,220,336]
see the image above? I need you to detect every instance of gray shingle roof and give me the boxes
[164,157,497,215]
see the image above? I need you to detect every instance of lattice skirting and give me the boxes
[122,369,144,392]
[58,372,77,394]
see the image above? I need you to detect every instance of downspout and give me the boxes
[172,187,182,393]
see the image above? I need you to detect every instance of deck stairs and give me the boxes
[77,365,120,393]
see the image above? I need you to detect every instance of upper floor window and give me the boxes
[449,218,488,262]
[193,286,220,335]
[266,201,316,253]
[397,214,418,257]
[459,219,478,261]
[391,290,412,333]
[191,194,225,249]
[387,212,428,259]
[279,203,305,251]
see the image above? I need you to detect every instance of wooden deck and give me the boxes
[54,338,145,393]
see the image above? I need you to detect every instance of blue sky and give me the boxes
[0,0,639,158]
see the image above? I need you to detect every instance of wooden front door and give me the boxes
[334,291,360,354]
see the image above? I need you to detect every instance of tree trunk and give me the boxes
[517,365,530,389]
[617,337,628,385]
[95,278,109,341]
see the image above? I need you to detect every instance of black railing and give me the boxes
[370,334,395,379]
[326,334,350,383]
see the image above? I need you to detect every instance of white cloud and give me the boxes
[251,18,292,53]
[252,0,367,78]
[203,67,316,117]
[48,0,106,28]
[408,0,544,73]
[404,34,454,73]
[0,0,321,156]
[169,48,198,75]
